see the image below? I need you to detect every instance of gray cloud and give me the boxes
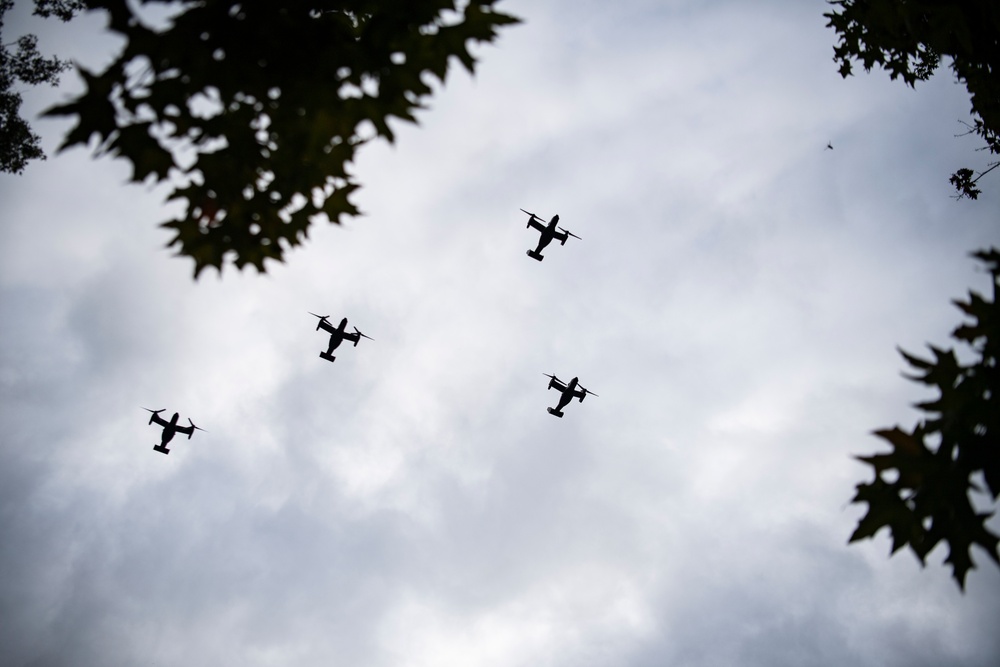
[1,0,998,666]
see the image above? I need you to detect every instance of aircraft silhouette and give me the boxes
[544,373,597,417]
[143,408,204,454]
[521,208,580,261]
[310,313,373,363]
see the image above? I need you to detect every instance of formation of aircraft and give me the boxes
[543,373,597,418]
[518,209,594,416]
[521,208,580,261]
[140,206,597,453]
[142,408,204,454]
[309,313,373,362]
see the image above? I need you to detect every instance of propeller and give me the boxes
[186,418,206,439]
[558,227,581,241]
[142,407,165,424]
[308,312,331,330]
[520,208,545,226]
[580,386,599,398]
[353,327,373,341]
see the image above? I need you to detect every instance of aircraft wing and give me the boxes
[150,413,170,428]
[317,319,338,335]
[549,378,567,392]
[528,219,546,233]
[175,424,194,437]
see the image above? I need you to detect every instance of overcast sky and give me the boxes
[2,1,999,666]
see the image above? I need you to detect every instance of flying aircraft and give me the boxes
[142,408,204,454]
[521,208,580,261]
[543,373,597,418]
[310,312,373,362]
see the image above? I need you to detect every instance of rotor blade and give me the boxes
[559,227,582,240]
[353,327,374,341]
[308,312,330,320]
[188,418,206,433]
[543,373,558,380]
[582,388,599,397]
[141,407,164,414]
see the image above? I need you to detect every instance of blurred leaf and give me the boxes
[44,0,520,276]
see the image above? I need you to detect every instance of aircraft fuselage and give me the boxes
[160,412,181,445]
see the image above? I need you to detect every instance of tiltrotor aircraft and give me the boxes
[521,208,580,261]
[143,408,204,454]
[544,373,597,418]
[310,313,373,363]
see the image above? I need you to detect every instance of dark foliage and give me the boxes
[33,0,87,22]
[825,0,1000,199]
[43,1,519,276]
[0,0,81,174]
[850,249,1000,589]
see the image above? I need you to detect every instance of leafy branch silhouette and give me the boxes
[43,1,519,276]
[850,249,1000,589]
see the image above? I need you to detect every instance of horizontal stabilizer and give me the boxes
[319,351,337,363]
